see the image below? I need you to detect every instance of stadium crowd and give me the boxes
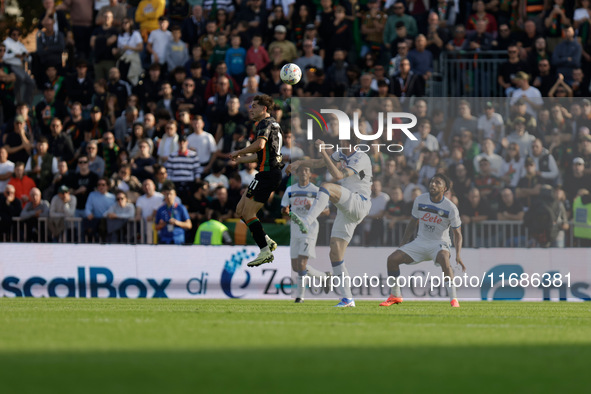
[0,0,590,246]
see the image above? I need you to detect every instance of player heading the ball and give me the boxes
[230,95,284,267]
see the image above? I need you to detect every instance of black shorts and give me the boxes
[246,169,282,203]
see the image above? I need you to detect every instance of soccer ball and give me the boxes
[280,63,302,85]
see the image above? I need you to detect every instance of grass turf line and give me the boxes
[0,299,589,393]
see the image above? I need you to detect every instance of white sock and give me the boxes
[332,261,353,300]
[446,278,457,301]
[390,280,402,298]
[295,271,306,299]
[305,264,327,278]
[306,188,330,224]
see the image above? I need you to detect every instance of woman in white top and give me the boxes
[574,0,591,29]
[114,18,143,85]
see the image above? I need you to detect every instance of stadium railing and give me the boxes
[3,217,146,244]
[437,50,508,98]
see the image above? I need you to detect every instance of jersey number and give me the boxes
[248,179,259,191]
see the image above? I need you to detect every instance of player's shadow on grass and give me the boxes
[0,344,587,393]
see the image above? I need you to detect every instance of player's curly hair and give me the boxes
[431,173,451,192]
[253,94,274,111]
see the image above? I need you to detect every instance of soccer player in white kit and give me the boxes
[380,174,466,308]
[281,165,330,303]
[287,139,373,307]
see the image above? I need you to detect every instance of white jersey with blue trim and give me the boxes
[281,183,324,238]
[411,193,461,244]
[330,150,372,198]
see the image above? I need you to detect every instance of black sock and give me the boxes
[246,218,267,249]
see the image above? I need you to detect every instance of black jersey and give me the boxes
[255,116,283,172]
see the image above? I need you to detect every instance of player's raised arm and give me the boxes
[286,158,326,174]
[452,226,465,272]
[230,138,265,159]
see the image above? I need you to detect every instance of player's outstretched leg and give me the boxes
[380,250,414,306]
[292,186,332,234]
[435,251,460,307]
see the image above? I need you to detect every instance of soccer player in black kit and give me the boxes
[230,95,284,267]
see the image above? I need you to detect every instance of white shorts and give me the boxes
[399,238,451,266]
[331,188,371,243]
[290,237,317,259]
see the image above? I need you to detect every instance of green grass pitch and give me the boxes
[0,299,588,393]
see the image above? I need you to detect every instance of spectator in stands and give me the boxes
[104,190,135,242]
[571,68,591,97]
[532,58,558,97]
[36,14,66,71]
[507,117,536,157]
[186,180,209,238]
[573,189,591,247]
[57,0,93,58]
[19,188,50,241]
[403,118,439,167]
[364,179,390,246]
[134,179,163,244]
[114,18,144,86]
[391,59,424,105]
[383,1,418,51]
[477,101,504,144]
[407,35,433,80]
[90,11,118,81]
[135,0,166,42]
[563,157,591,205]
[209,185,234,221]
[239,161,258,188]
[389,40,409,78]
[98,131,120,178]
[48,185,76,240]
[474,138,504,176]
[205,160,229,191]
[8,162,36,205]
[147,16,172,67]
[516,157,543,210]
[473,158,502,201]
[2,28,35,105]
[24,138,57,195]
[35,83,68,138]
[165,25,190,74]
[84,141,105,177]
[0,147,14,193]
[66,155,99,217]
[494,23,514,51]
[497,187,525,220]
[83,176,115,241]
[510,72,543,116]
[552,25,581,84]
[460,187,493,246]
[498,45,529,97]
[155,182,191,244]
[528,138,560,185]
[182,5,206,51]
[425,11,448,59]
[459,129,480,164]
[111,164,142,202]
[0,184,21,240]
[194,210,232,245]
[165,134,202,202]
[47,118,74,164]
[501,142,525,188]
[96,0,126,28]
[548,73,574,97]
[4,115,32,165]
[463,19,493,52]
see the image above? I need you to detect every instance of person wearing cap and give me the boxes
[507,116,536,157]
[516,157,543,210]
[34,82,68,137]
[509,71,543,116]
[49,185,77,240]
[551,25,581,85]
[477,102,504,143]
[135,0,166,42]
[562,157,591,205]
[383,1,418,49]
[268,25,297,63]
